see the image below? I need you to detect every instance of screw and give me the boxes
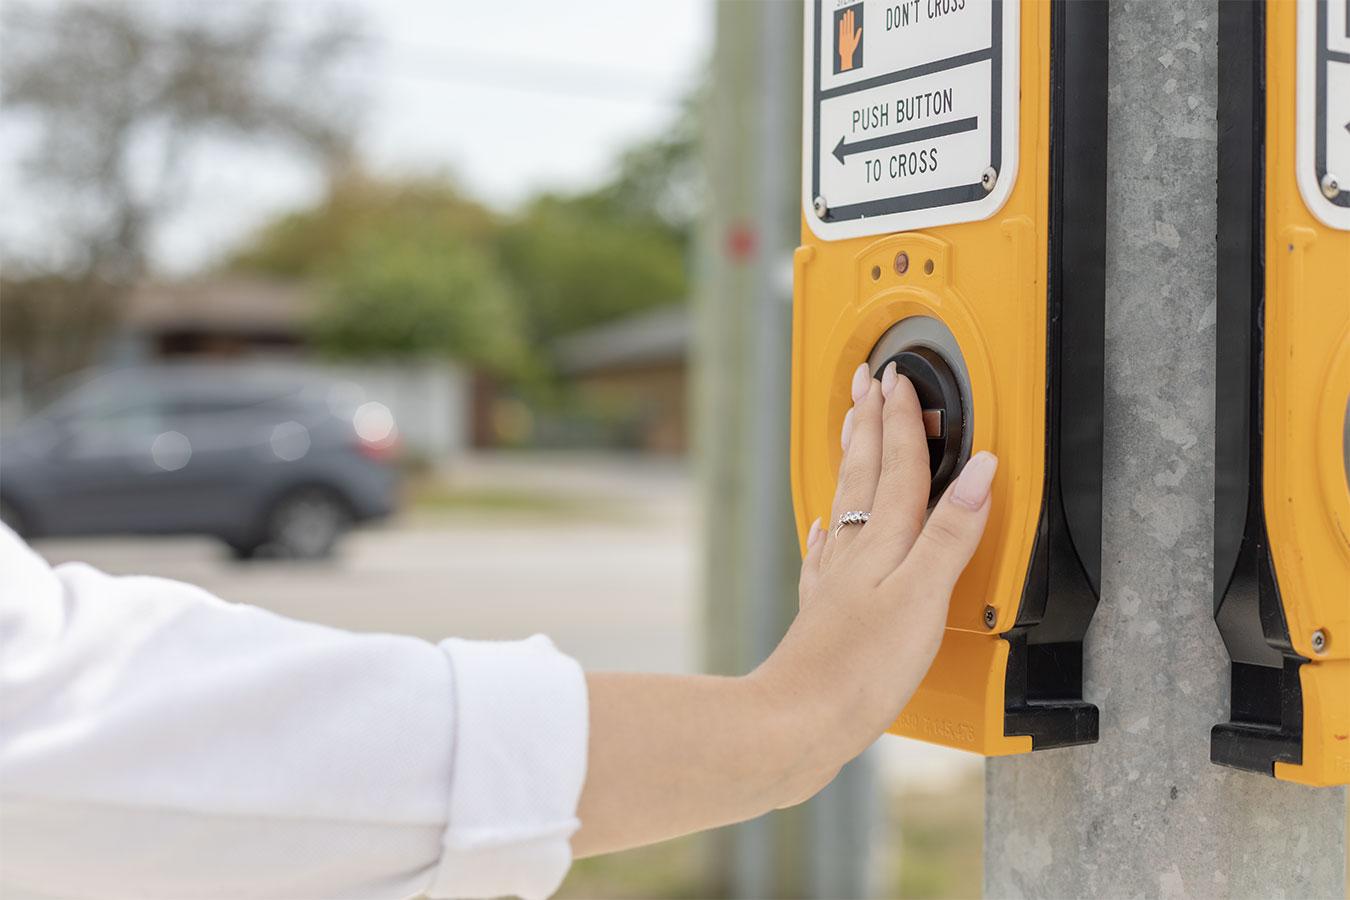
[813,195,828,217]
[981,167,998,192]
[1311,629,1327,654]
[1321,173,1341,199]
[894,251,909,275]
[984,606,997,629]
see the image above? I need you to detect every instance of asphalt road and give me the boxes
[28,453,699,676]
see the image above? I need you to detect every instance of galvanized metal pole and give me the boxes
[984,2,1347,895]
[695,2,877,897]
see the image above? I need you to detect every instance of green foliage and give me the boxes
[233,176,497,279]
[230,96,699,374]
[231,175,528,374]
[312,227,526,374]
[496,93,700,346]
[567,92,702,236]
[893,772,983,900]
[0,274,120,391]
[498,197,688,345]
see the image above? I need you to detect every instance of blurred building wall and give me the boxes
[324,359,472,462]
[555,306,690,454]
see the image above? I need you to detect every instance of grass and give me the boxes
[892,771,983,899]
[557,834,709,900]
[402,479,630,522]
[546,772,983,899]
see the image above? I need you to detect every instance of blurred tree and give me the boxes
[2,0,361,285]
[498,94,701,345]
[497,197,688,347]
[225,92,701,389]
[312,225,527,376]
[566,93,703,238]
[0,275,117,398]
[0,1,361,395]
[232,174,497,279]
[231,174,528,375]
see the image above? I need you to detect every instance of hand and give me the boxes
[572,363,994,857]
[752,362,997,799]
[838,8,861,71]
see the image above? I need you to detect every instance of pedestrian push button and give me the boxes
[874,347,966,505]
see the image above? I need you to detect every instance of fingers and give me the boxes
[882,451,997,599]
[824,364,884,561]
[797,518,825,609]
[854,364,930,566]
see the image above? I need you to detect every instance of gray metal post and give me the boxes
[695,1,877,897]
[985,3,1347,896]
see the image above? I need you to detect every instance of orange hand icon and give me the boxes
[839,8,861,72]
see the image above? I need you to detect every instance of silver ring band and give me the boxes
[833,510,871,538]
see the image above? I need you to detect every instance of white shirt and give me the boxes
[0,523,589,900]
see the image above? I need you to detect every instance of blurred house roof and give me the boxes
[553,305,689,375]
[125,277,311,335]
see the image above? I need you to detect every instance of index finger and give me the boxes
[851,370,930,568]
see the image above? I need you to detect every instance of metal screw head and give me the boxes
[980,167,998,192]
[813,195,828,217]
[1321,173,1341,199]
[894,251,909,275]
[1311,629,1328,654]
[983,605,997,629]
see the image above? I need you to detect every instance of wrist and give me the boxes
[738,667,850,809]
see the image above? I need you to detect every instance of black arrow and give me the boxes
[832,116,979,164]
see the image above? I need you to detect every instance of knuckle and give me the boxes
[837,461,872,497]
[920,513,965,550]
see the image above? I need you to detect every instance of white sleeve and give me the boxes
[0,524,589,900]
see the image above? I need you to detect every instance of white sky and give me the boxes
[0,0,714,275]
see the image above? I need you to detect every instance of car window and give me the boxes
[164,388,311,419]
[65,403,167,457]
[166,398,261,417]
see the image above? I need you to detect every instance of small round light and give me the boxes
[354,401,395,444]
[270,421,311,462]
[151,431,191,471]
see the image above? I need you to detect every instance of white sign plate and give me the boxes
[802,0,1019,241]
[1297,0,1350,229]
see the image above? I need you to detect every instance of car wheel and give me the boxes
[0,498,26,538]
[265,487,349,559]
[224,539,264,561]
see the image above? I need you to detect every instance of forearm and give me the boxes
[570,671,840,857]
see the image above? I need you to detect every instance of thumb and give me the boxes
[887,451,997,597]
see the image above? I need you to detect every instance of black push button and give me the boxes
[876,347,966,504]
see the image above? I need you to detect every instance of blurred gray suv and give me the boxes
[0,364,400,559]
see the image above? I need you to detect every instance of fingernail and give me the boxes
[807,518,824,548]
[841,407,854,451]
[850,363,870,403]
[881,361,898,398]
[952,451,998,509]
